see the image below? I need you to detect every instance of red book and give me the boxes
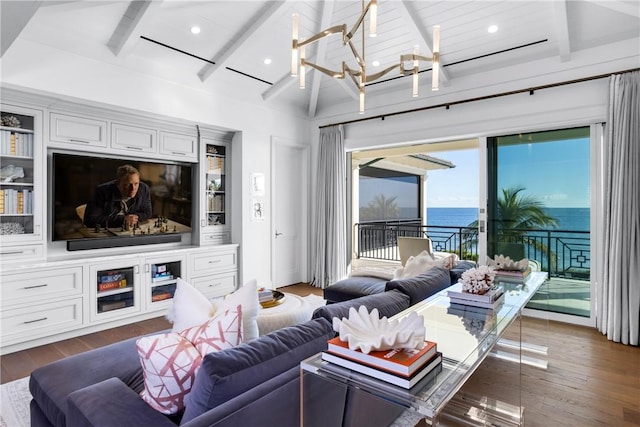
[326,336,437,377]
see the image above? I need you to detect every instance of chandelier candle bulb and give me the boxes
[369,1,377,37]
[432,25,440,90]
[413,46,420,97]
[299,45,306,89]
[291,14,298,76]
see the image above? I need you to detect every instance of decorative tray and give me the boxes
[260,290,285,308]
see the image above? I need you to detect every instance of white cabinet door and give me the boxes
[111,123,157,154]
[49,112,108,148]
[159,131,197,160]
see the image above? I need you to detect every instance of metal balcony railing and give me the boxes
[355,220,590,280]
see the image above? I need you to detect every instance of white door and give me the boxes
[271,139,308,287]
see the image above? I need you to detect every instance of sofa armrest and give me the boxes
[67,378,176,427]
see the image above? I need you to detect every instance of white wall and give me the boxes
[1,38,312,288]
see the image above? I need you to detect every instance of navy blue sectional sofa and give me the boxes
[324,261,476,304]
[29,265,473,427]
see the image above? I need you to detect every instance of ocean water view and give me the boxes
[425,207,590,231]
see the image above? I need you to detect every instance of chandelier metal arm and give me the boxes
[292,1,439,113]
[296,24,347,49]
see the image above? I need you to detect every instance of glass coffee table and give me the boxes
[300,272,547,426]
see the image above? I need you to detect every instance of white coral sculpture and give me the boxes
[459,265,496,294]
[332,305,426,354]
[487,255,528,271]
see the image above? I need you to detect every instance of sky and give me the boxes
[360,136,591,209]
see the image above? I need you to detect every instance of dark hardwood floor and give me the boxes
[1,283,638,426]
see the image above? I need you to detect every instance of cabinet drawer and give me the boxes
[1,266,83,306]
[1,298,83,342]
[191,272,237,299]
[111,123,157,153]
[159,132,197,159]
[0,244,44,262]
[190,250,237,275]
[49,113,108,147]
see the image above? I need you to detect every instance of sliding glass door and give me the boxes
[487,127,591,318]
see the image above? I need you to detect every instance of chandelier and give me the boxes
[291,0,440,114]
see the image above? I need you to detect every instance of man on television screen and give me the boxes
[84,164,152,229]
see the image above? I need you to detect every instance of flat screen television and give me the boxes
[51,152,194,251]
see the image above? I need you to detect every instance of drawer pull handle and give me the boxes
[171,151,186,156]
[208,260,221,264]
[24,284,48,290]
[1,250,25,255]
[24,317,48,324]
[208,283,221,287]
[69,139,90,144]
[126,146,143,150]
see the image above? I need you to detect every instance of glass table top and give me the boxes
[301,271,548,419]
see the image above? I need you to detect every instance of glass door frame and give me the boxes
[480,126,599,328]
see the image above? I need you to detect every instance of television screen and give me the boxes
[52,152,193,250]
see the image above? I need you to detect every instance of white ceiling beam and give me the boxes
[400,0,450,85]
[586,0,640,18]
[198,1,287,83]
[552,0,571,62]
[106,1,152,57]
[1,1,42,57]
[307,0,336,118]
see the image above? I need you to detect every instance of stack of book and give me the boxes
[258,288,273,304]
[494,266,531,283]
[447,286,505,309]
[322,337,442,389]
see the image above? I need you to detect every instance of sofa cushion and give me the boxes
[30,336,146,427]
[137,306,243,414]
[449,260,477,284]
[311,289,410,324]
[211,280,260,342]
[385,267,451,305]
[181,317,334,423]
[323,276,387,303]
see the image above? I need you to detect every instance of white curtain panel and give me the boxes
[312,125,347,289]
[597,71,640,346]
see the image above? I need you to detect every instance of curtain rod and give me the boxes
[319,68,640,129]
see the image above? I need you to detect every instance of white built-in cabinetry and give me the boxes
[0,104,46,261]
[0,90,238,355]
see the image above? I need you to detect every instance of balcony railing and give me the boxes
[355,220,590,280]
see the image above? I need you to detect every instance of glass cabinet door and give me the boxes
[205,144,226,227]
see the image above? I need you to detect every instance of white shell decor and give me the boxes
[487,255,529,271]
[332,305,426,354]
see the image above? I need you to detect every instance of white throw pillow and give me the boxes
[211,279,260,341]
[394,250,455,279]
[137,305,243,414]
[168,278,215,333]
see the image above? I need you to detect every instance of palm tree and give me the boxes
[465,186,558,264]
[360,194,400,221]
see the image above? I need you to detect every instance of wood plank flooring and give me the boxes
[1,283,638,426]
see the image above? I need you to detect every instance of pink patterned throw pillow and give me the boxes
[137,305,243,414]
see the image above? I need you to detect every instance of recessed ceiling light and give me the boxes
[264,58,272,65]
[488,25,498,34]
[190,26,201,35]
[372,60,380,67]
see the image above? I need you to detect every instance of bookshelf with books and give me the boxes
[200,136,232,245]
[90,261,140,321]
[0,104,44,260]
[144,255,184,310]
